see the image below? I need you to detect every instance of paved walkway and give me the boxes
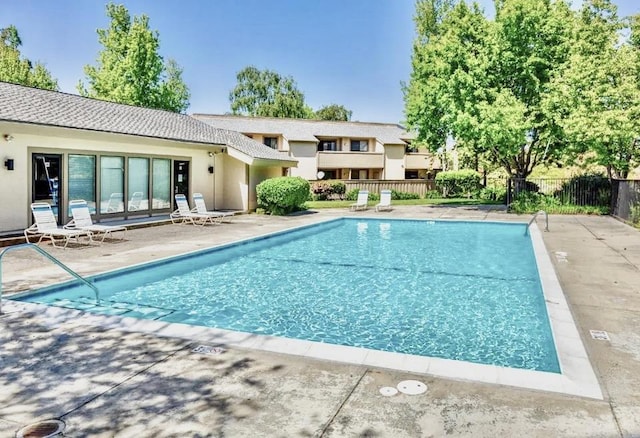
[1,205,639,437]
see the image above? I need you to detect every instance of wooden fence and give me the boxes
[341,180,437,197]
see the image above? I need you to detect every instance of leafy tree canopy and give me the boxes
[314,104,353,121]
[404,0,575,179]
[547,0,640,178]
[78,3,190,113]
[229,66,309,118]
[229,66,354,120]
[0,25,58,90]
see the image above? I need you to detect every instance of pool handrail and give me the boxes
[526,210,549,235]
[0,243,100,314]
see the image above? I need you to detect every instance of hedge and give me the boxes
[256,176,310,215]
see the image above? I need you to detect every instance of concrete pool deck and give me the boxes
[1,205,639,437]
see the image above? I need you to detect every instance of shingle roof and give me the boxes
[0,81,293,162]
[192,114,416,145]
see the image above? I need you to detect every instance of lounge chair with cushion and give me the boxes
[192,193,235,223]
[66,199,127,243]
[25,202,93,248]
[349,190,369,211]
[170,194,218,225]
[375,189,393,212]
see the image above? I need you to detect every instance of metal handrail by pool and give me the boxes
[0,243,99,314]
[525,210,549,235]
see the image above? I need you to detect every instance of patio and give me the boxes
[0,205,639,437]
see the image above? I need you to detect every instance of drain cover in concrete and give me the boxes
[16,418,65,438]
[397,380,427,395]
[379,386,398,397]
[590,330,610,341]
[192,345,225,355]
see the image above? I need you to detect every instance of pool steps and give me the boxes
[41,296,177,320]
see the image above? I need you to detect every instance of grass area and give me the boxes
[305,198,503,209]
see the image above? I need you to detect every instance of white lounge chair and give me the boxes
[349,190,369,211]
[375,189,393,212]
[192,193,235,223]
[170,194,218,226]
[25,202,93,248]
[66,199,127,243]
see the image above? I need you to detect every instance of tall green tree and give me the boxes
[78,3,190,113]
[314,104,352,121]
[229,66,309,118]
[548,0,640,178]
[404,0,574,179]
[0,25,58,90]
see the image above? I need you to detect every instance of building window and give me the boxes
[263,137,278,149]
[127,157,149,211]
[68,154,96,213]
[405,170,420,179]
[318,170,337,180]
[152,158,171,209]
[100,156,124,214]
[351,169,368,179]
[318,140,337,152]
[350,140,368,152]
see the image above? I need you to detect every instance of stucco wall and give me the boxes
[249,166,283,211]
[288,141,318,180]
[221,156,248,211]
[384,144,406,180]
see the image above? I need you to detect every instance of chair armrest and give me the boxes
[63,219,77,230]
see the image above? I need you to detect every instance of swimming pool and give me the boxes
[16,218,560,373]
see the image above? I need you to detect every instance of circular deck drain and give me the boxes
[397,380,428,395]
[16,419,65,438]
[379,386,398,397]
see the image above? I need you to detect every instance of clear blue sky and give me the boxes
[1,0,638,124]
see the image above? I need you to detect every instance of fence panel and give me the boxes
[507,177,612,207]
[611,179,640,224]
[342,180,437,197]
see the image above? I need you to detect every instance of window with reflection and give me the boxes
[152,158,171,209]
[100,156,124,213]
[68,155,96,214]
[127,157,149,211]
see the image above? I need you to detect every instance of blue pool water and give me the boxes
[16,218,560,373]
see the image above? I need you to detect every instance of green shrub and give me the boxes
[390,190,420,200]
[311,181,332,201]
[508,191,608,215]
[345,188,378,201]
[328,180,346,196]
[630,204,640,226]
[310,180,346,200]
[553,173,611,206]
[435,170,481,198]
[257,176,310,215]
[478,186,506,203]
[424,190,441,199]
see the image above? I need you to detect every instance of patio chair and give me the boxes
[25,202,93,248]
[65,199,127,243]
[170,194,218,226]
[375,190,393,212]
[192,193,235,223]
[349,190,369,211]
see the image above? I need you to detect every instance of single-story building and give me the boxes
[192,114,441,181]
[0,81,297,235]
